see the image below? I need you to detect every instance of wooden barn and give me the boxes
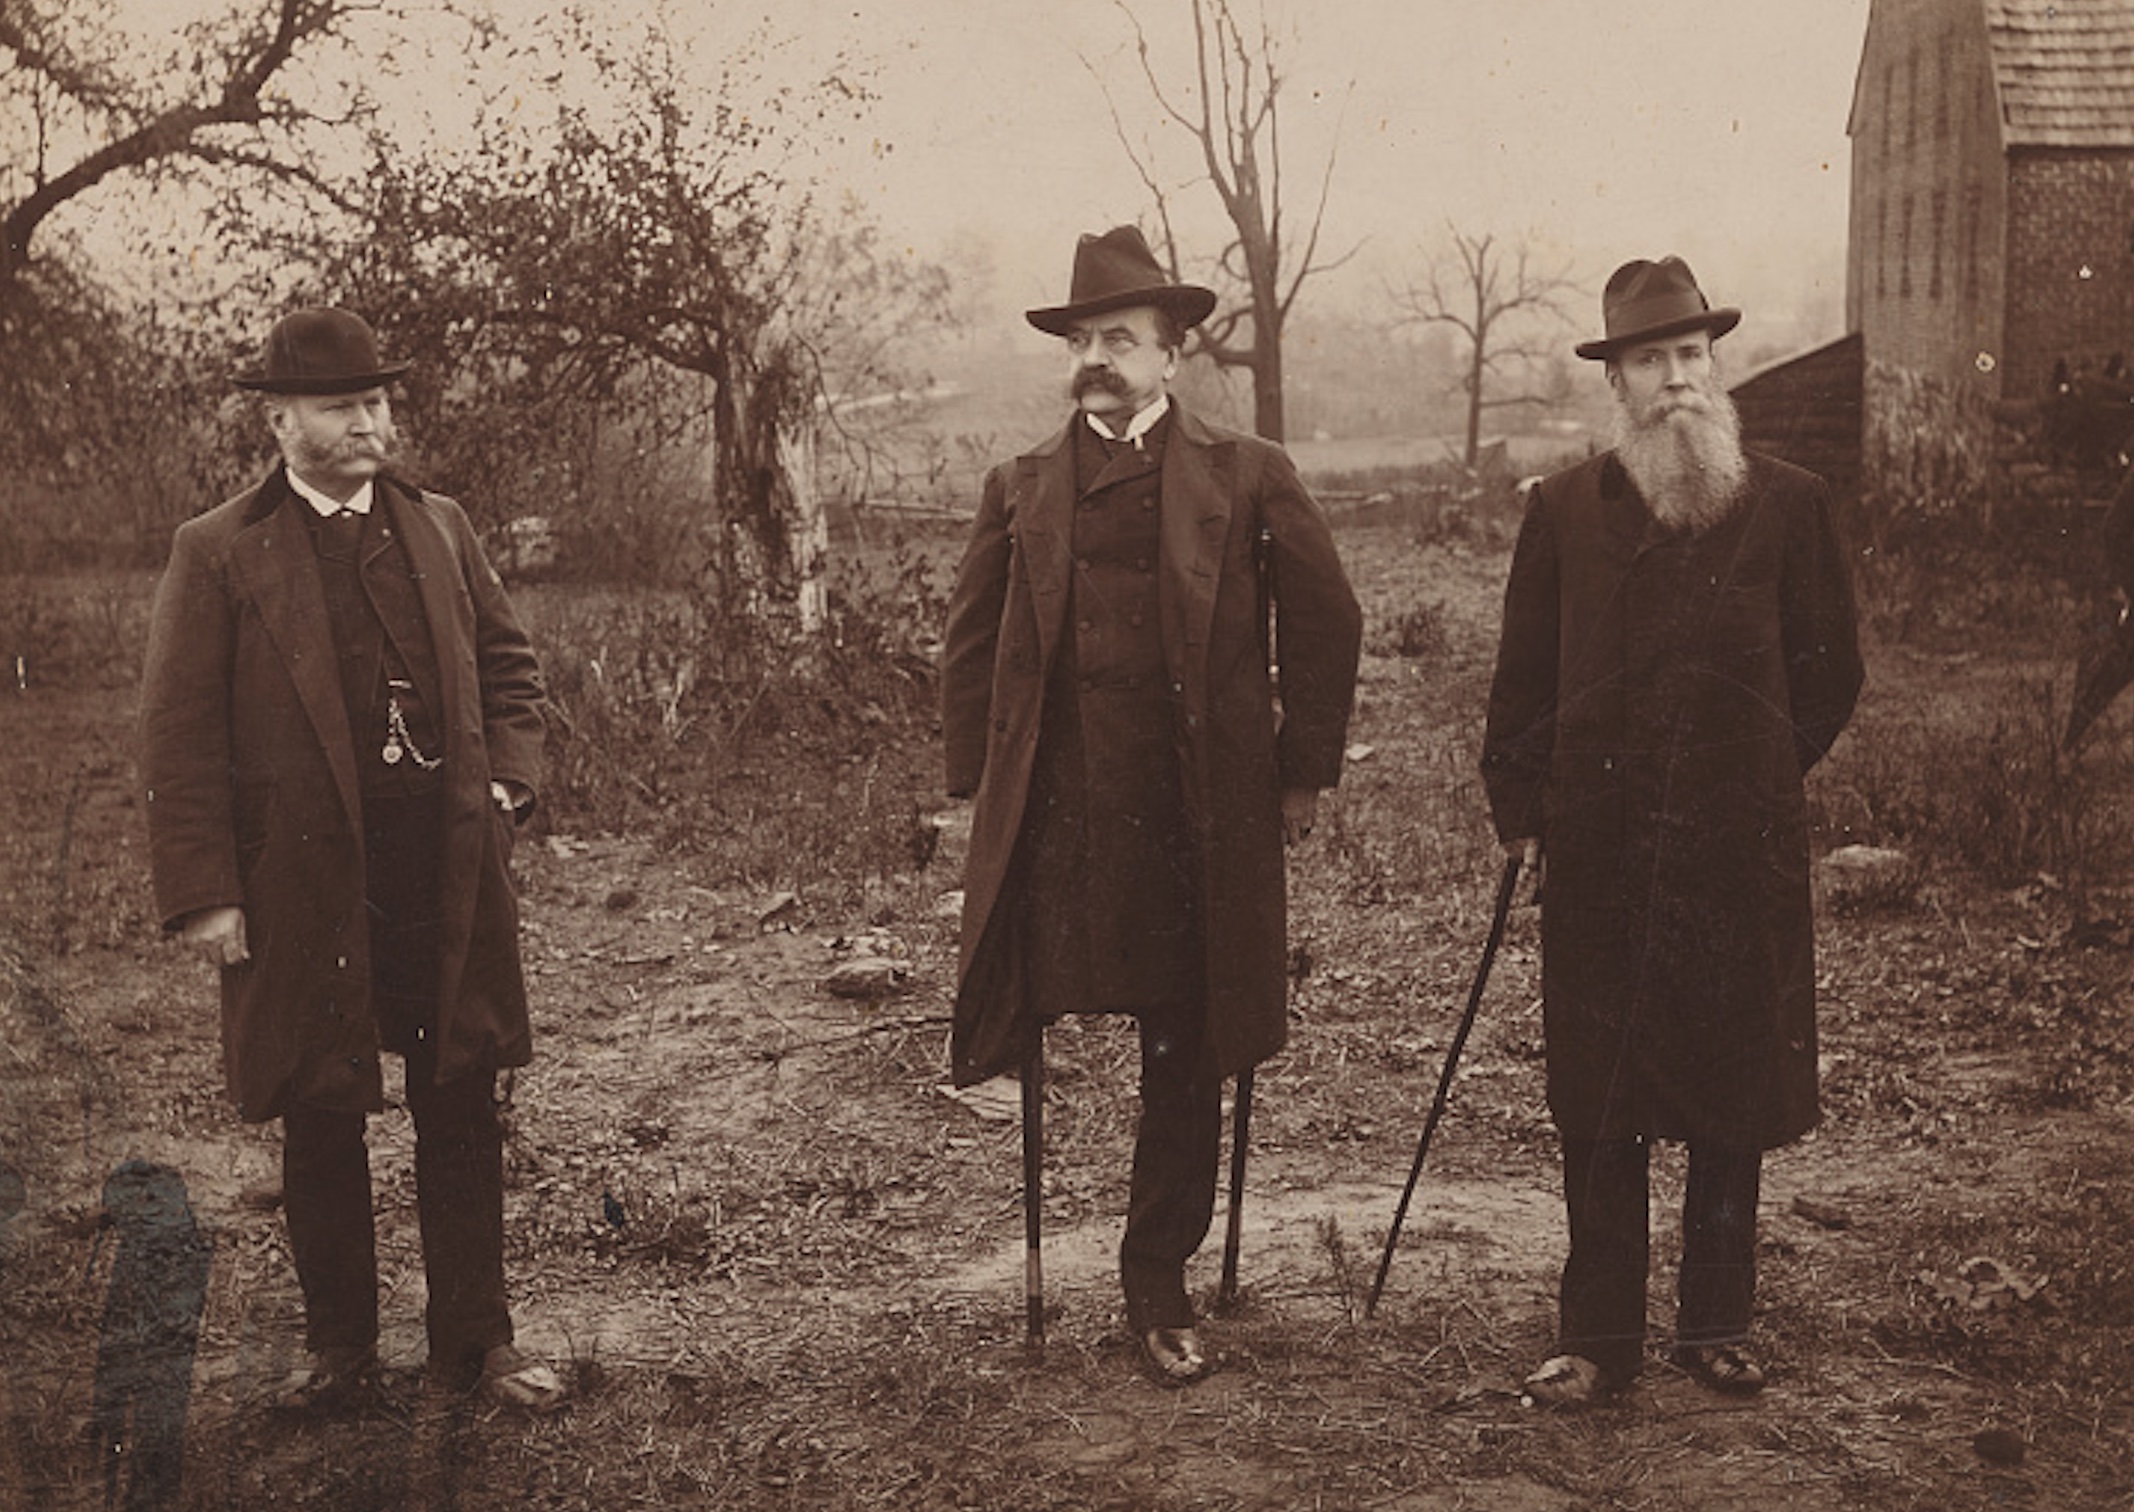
[1843,0,2134,511]
[1731,333,1866,509]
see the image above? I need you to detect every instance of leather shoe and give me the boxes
[1519,1353,1625,1408]
[269,1346,378,1412]
[477,1343,568,1414]
[1138,1325,1209,1386]
[1671,1342,1767,1395]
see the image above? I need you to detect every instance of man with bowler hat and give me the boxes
[942,226,1362,1382]
[1482,257,1863,1405]
[139,307,565,1413]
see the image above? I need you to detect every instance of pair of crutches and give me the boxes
[1015,851,1521,1342]
[1017,527,1276,1345]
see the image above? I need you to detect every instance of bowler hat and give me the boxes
[1574,256,1740,361]
[232,307,412,394]
[1025,225,1217,337]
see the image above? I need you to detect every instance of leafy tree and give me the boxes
[1091,0,1350,443]
[1394,226,1576,470]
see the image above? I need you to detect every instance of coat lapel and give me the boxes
[227,480,363,829]
[1013,423,1078,677]
[1160,407,1234,679]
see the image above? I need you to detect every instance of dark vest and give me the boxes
[304,498,447,798]
[1016,414,1201,1015]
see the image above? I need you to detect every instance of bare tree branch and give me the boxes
[1393,223,1577,468]
[3,0,361,280]
[1084,0,1355,442]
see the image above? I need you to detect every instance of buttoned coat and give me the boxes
[1481,450,1863,1150]
[140,470,545,1122]
[942,405,1362,1087]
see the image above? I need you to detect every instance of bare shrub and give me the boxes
[525,534,952,898]
[0,574,149,692]
[1370,600,1448,660]
[1816,675,2123,902]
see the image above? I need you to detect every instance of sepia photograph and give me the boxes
[3,0,2131,1506]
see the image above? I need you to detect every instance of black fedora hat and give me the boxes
[232,307,413,394]
[1574,256,1740,361]
[1025,225,1217,337]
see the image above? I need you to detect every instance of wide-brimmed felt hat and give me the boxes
[1025,225,1217,337]
[232,307,412,394]
[1574,256,1740,361]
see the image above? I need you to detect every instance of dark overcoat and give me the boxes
[942,406,1362,1087]
[1481,450,1863,1150]
[140,470,546,1122]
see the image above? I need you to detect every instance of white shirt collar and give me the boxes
[1086,393,1171,450]
[286,468,374,517]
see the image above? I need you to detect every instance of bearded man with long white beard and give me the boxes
[1480,257,1865,1408]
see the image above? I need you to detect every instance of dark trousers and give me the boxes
[1119,998,1223,1331]
[1557,1136,1761,1378]
[281,788,511,1373]
[282,1056,510,1369]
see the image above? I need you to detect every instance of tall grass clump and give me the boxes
[1817,674,2125,904]
[522,531,955,900]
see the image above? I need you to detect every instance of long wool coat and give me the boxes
[140,471,546,1122]
[942,405,1362,1087]
[1481,450,1863,1150]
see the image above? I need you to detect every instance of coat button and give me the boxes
[336,955,348,970]
[993,719,1007,732]
[347,1055,363,1069]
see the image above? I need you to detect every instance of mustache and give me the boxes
[1071,368,1131,398]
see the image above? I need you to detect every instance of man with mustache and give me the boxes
[943,226,1361,1383]
[1481,258,1864,1406]
[140,308,564,1414]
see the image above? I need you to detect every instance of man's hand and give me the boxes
[491,779,531,816]
[1281,788,1319,847]
[180,906,249,968]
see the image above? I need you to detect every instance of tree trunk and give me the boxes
[1464,342,1486,470]
[781,424,826,636]
[1253,333,1285,443]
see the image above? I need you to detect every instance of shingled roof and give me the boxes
[1987,0,2134,147]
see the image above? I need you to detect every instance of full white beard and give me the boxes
[1612,382,1748,533]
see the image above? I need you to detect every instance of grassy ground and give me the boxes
[2,505,2131,1509]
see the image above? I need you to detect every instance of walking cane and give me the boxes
[1218,1067,1254,1305]
[1021,1035,1045,1347]
[1365,853,1523,1319]
[1219,525,1275,1308]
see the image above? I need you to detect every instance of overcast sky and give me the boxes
[68,1,1873,360]
[773,0,1872,353]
